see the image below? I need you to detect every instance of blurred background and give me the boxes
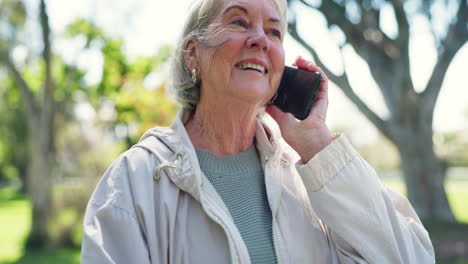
[0,0,466,263]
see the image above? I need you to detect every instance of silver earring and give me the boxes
[191,69,199,84]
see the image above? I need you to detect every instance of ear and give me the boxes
[183,38,200,72]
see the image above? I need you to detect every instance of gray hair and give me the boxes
[168,0,288,110]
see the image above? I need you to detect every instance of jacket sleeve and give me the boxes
[81,156,151,264]
[295,134,435,264]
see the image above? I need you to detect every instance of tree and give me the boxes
[0,0,29,191]
[0,0,55,246]
[287,0,467,222]
[65,19,179,148]
[0,0,87,247]
[0,0,177,248]
[0,74,29,192]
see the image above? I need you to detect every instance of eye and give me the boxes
[231,18,248,28]
[270,29,282,39]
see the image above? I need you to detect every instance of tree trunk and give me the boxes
[286,0,466,224]
[26,130,53,248]
[394,106,455,222]
[18,165,28,194]
[23,0,55,248]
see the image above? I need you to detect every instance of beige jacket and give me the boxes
[81,110,435,264]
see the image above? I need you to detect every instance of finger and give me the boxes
[299,60,329,94]
[316,69,329,95]
[265,105,296,131]
[307,91,329,122]
[294,56,312,70]
[265,104,286,123]
[307,73,329,121]
[293,57,328,82]
[292,55,304,67]
[289,56,330,123]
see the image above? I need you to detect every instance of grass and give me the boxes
[0,188,80,264]
[3,249,80,264]
[0,178,467,263]
[0,194,30,263]
[383,178,468,223]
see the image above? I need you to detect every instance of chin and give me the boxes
[235,85,272,104]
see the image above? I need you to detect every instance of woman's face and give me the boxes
[195,0,285,106]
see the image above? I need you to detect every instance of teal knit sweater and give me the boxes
[195,145,277,264]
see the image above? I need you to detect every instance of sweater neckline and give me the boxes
[195,144,262,175]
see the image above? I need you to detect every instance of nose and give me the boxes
[245,28,270,51]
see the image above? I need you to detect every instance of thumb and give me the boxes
[265,105,296,132]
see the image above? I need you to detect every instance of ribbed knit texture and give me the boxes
[195,145,277,264]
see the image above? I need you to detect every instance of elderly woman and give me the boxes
[81,0,435,263]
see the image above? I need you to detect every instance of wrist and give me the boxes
[298,131,333,163]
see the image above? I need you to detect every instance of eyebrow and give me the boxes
[223,5,248,16]
[269,17,280,24]
[222,4,281,24]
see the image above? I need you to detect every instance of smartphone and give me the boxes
[270,66,322,120]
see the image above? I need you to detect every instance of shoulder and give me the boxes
[87,137,162,211]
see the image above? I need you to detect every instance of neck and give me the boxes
[185,99,261,157]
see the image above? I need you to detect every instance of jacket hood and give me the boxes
[137,108,294,201]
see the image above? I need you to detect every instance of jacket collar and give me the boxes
[149,108,284,200]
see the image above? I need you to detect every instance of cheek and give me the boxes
[200,28,242,71]
[272,44,285,67]
[270,45,285,86]
[199,48,232,85]
[204,43,245,79]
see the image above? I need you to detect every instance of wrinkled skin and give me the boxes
[192,0,285,107]
[184,0,332,161]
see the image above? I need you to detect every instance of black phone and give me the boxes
[270,66,322,120]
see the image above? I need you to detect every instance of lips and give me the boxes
[236,62,266,74]
[235,59,269,74]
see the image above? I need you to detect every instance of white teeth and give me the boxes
[237,62,265,74]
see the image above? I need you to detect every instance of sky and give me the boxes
[39,0,468,144]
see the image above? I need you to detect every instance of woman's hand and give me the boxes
[266,56,333,164]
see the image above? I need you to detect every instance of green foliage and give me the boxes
[63,19,179,139]
[1,7,178,249]
[0,75,28,183]
[435,130,468,167]
[98,39,128,96]
[0,53,88,183]
[60,18,179,151]
[0,1,26,28]
[109,45,179,145]
[113,85,179,145]
[52,57,87,104]
[50,121,128,248]
[154,45,172,66]
[0,0,26,47]
[350,128,468,171]
[383,176,468,224]
[357,136,401,172]
[47,206,80,248]
[64,19,104,49]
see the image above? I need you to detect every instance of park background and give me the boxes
[0,0,467,263]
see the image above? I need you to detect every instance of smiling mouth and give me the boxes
[235,62,268,74]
